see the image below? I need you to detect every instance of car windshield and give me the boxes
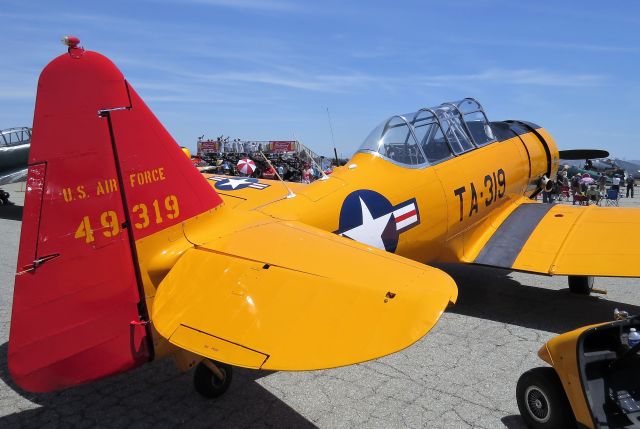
[357,98,494,167]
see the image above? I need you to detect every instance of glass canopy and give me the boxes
[0,127,32,148]
[357,98,495,167]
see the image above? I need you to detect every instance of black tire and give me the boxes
[516,367,576,429]
[568,275,594,295]
[193,360,233,398]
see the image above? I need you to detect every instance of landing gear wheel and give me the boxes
[516,367,575,429]
[0,189,9,206]
[568,275,594,295]
[193,360,233,398]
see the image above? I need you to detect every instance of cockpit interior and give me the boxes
[358,98,496,167]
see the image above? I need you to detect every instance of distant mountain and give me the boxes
[615,159,640,174]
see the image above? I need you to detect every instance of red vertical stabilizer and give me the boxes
[9,45,222,392]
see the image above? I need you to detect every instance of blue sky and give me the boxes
[1,1,639,159]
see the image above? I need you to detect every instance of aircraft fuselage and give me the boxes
[235,121,559,266]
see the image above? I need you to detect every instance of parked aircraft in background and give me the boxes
[558,150,640,182]
[8,39,640,398]
[584,157,617,172]
[0,127,30,204]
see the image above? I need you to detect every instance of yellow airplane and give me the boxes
[8,38,640,398]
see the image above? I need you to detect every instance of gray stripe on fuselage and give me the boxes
[474,203,553,268]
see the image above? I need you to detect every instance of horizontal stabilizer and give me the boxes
[152,220,457,370]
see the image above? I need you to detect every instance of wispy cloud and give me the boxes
[111,51,380,93]
[154,0,300,12]
[129,58,606,96]
[416,69,605,88]
[134,80,281,104]
[0,87,36,100]
[448,37,637,53]
[183,70,379,92]
[142,93,275,104]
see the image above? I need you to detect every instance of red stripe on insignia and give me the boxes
[395,210,416,223]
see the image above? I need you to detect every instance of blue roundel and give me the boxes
[335,190,400,253]
[215,177,258,190]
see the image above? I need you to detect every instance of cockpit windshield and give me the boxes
[360,116,426,166]
[357,98,495,167]
[0,127,31,148]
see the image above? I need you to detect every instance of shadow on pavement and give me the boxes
[0,342,316,428]
[501,414,528,429]
[0,205,22,221]
[2,263,635,428]
[438,264,640,334]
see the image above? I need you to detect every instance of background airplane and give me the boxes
[8,40,640,398]
[585,158,617,172]
[0,127,30,205]
[557,150,640,184]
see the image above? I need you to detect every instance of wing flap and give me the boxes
[472,202,640,276]
[152,220,457,370]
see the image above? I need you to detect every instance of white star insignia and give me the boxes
[340,197,392,250]
[219,178,254,189]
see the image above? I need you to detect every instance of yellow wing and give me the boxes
[471,202,640,276]
[152,219,457,370]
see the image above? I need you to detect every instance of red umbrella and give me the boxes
[237,157,256,175]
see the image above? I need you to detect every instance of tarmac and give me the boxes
[1,181,639,428]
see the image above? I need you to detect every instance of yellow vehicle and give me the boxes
[7,38,640,398]
[517,312,640,429]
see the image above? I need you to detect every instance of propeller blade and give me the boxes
[559,149,609,160]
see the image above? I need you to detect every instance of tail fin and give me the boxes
[9,43,223,392]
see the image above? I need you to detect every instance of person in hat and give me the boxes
[626,174,635,198]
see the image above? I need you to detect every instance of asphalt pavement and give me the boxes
[1,181,639,428]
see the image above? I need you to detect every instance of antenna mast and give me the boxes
[326,107,339,165]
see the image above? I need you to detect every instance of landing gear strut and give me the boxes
[568,275,594,295]
[193,359,233,398]
[0,189,12,206]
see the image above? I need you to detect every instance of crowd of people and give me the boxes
[541,169,635,204]
[195,151,341,183]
